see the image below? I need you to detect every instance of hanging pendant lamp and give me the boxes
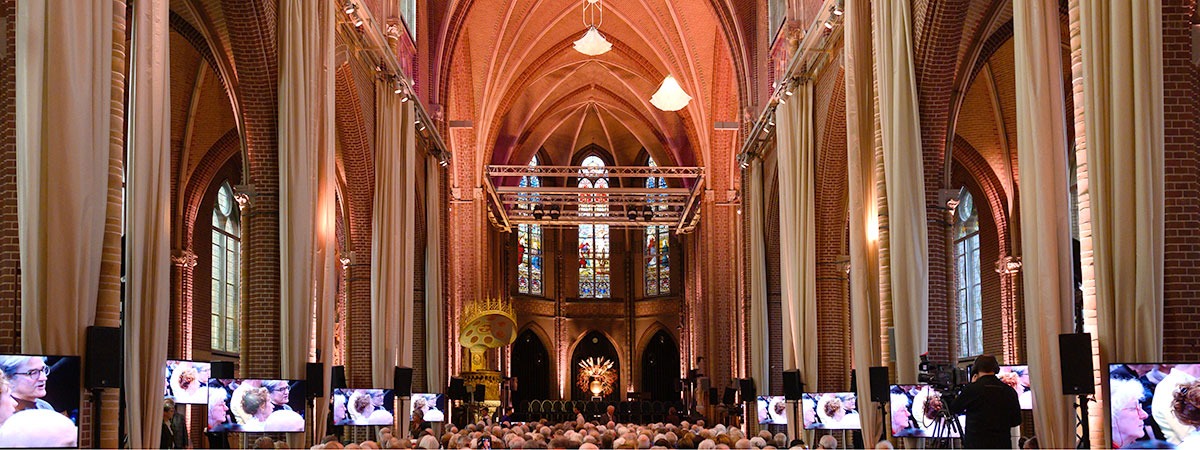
[574,0,612,56]
[650,75,692,111]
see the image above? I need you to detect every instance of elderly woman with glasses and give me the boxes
[0,356,53,412]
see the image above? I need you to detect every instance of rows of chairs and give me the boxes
[521,400,685,424]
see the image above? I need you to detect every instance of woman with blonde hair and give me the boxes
[1173,380,1200,448]
[240,386,274,432]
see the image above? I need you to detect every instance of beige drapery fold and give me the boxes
[279,0,337,380]
[371,89,418,387]
[17,0,114,353]
[122,0,172,447]
[1012,1,1079,448]
[871,0,928,384]
[425,156,445,392]
[747,158,771,400]
[775,82,818,435]
[845,0,881,443]
[1078,0,1165,367]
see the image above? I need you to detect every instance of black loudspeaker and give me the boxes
[782,370,803,401]
[307,363,325,398]
[738,378,757,400]
[449,378,467,400]
[708,387,719,405]
[723,387,737,405]
[868,367,889,403]
[330,365,347,389]
[211,361,235,380]
[84,326,122,389]
[473,384,486,402]
[1060,333,1095,395]
[394,367,414,397]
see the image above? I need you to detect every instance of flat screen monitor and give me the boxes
[1107,363,1200,448]
[207,379,306,433]
[331,389,396,426]
[756,395,787,425]
[0,354,81,448]
[801,392,861,430]
[997,365,1033,410]
[889,384,964,438]
[164,360,212,404]
[411,393,447,423]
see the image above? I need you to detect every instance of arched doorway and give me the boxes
[570,331,621,401]
[640,330,680,401]
[511,329,551,408]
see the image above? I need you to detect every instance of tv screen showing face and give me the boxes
[0,354,80,448]
[411,393,446,423]
[756,395,787,425]
[331,389,396,426]
[164,360,212,404]
[801,392,861,430]
[889,384,964,438]
[1107,363,1200,448]
[997,365,1033,410]
[207,379,306,433]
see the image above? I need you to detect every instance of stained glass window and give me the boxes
[518,156,543,296]
[954,190,982,358]
[212,182,241,353]
[645,158,670,296]
[578,155,611,299]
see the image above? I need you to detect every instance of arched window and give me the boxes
[212,182,241,353]
[518,156,543,296]
[578,155,610,299]
[954,190,982,358]
[644,158,670,296]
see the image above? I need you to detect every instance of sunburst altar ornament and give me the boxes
[577,357,617,396]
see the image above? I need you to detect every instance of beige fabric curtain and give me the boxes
[871,0,928,383]
[1012,1,1079,448]
[747,158,771,400]
[845,0,881,443]
[371,88,418,387]
[425,155,445,391]
[775,81,818,431]
[1078,0,1164,364]
[17,0,115,353]
[279,0,337,380]
[122,0,172,447]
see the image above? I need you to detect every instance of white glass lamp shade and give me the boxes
[650,75,692,111]
[573,26,612,56]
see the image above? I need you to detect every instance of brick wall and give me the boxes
[814,67,850,391]
[1161,0,1200,361]
[0,0,17,353]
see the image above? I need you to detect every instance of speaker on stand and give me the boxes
[1060,333,1094,449]
[867,366,890,443]
[782,370,804,440]
[395,367,414,438]
[305,363,325,444]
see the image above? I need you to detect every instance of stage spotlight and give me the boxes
[549,206,561,220]
[642,207,655,221]
[532,206,545,220]
[626,208,639,221]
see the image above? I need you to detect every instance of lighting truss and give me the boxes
[484,165,705,234]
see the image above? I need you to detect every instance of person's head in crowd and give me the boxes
[263,380,290,407]
[207,386,230,429]
[817,435,837,450]
[163,397,176,422]
[873,441,894,450]
[772,433,787,448]
[354,391,375,418]
[322,435,340,444]
[1110,377,1149,447]
[890,398,911,431]
[325,441,345,449]
[973,355,1000,376]
[361,440,381,449]
[1021,436,1039,449]
[265,409,305,431]
[177,366,199,392]
[0,356,49,408]
[345,443,361,449]
[1174,380,1200,431]
[243,386,274,422]
[0,409,77,448]
[823,397,845,422]
[275,442,289,450]
[253,436,275,449]
[0,372,17,428]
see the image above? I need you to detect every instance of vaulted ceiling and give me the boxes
[435,0,745,171]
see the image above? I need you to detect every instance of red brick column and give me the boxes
[220,0,281,379]
[0,0,18,352]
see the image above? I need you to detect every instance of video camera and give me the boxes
[917,354,971,394]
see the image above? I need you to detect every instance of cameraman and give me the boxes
[949,355,1022,448]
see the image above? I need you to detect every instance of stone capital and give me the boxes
[995,256,1022,275]
[171,249,198,268]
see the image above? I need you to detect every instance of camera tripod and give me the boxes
[921,409,964,449]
